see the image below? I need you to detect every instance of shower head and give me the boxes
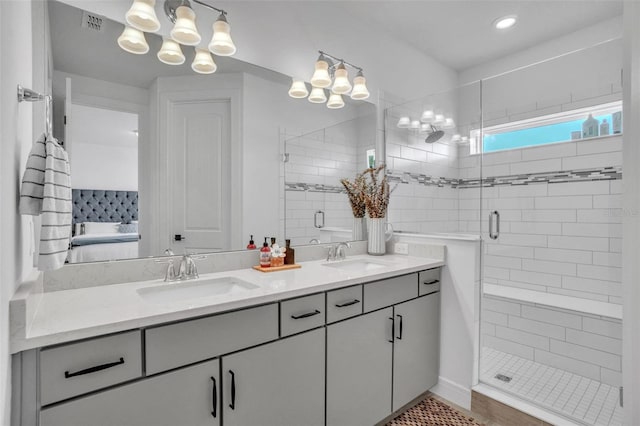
[424,125,445,143]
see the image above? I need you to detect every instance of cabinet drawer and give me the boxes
[326,285,362,323]
[363,273,418,312]
[280,293,325,337]
[419,268,441,296]
[145,303,278,375]
[40,331,142,406]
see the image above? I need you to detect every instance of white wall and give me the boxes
[0,1,37,424]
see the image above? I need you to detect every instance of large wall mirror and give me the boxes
[47,0,376,264]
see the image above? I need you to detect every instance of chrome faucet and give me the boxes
[178,254,199,280]
[326,242,351,261]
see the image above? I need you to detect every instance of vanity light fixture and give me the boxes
[494,15,517,30]
[119,0,236,74]
[125,0,161,32]
[157,38,185,64]
[433,114,445,125]
[117,26,150,54]
[421,110,435,123]
[397,116,411,128]
[290,50,370,108]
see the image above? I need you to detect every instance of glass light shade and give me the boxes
[421,110,434,123]
[433,114,445,125]
[332,64,352,94]
[117,26,149,54]
[125,0,160,32]
[208,14,236,56]
[308,87,327,103]
[192,48,217,74]
[410,120,421,130]
[157,38,185,65]
[397,117,411,128]
[420,123,431,133]
[310,60,332,88]
[451,134,461,142]
[170,6,201,46]
[327,93,345,109]
[288,80,309,98]
[443,117,455,129]
[350,74,369,100]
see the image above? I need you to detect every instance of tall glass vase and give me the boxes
[368,218,386,255]
[352,217,367,241]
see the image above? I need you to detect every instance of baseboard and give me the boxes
[430,377,471,410]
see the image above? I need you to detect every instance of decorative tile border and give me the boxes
[387,166,622,189]
[285,182,346,193]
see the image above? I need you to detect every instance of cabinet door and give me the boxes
[393,293,440,411]
[40,359,220,426]
[222,328,325,426]
[327,307,393,426]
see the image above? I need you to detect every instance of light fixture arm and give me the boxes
[164,0,227,24]
[319,50,363,73]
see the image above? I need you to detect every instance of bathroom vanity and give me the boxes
[11,254,443,426]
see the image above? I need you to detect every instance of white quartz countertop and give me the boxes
[12,254,443,353]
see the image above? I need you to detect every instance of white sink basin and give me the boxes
[137,277,259,304]
[322,259,389,273]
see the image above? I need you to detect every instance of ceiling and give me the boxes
[335,1,623,71]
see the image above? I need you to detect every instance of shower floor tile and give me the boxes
[480,347,622,426]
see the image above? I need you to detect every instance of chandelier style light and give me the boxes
[118,0,236,75]
[288,51,370,109]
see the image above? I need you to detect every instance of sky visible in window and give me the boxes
[483,114,615,153]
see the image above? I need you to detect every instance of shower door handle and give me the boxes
[489,210,500,240]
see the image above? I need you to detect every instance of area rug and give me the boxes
[387,396,485,426]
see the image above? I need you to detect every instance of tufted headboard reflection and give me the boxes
[72,189,138,224]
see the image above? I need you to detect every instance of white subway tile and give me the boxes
[565,329,622,355]
[546,287,609,302]
[547,180,610,196]
[486,197,535,210]
[509,316,565,339]
[548,235,609,251]
[495,326,550,350]
[583,317,622,339]
[562,276,622,297]
[521,209,576,223]
[534,247,592,264]
[535,195,592,209]
[510,269,562,287]
[562,223,622,238]
[550,339,620,370]
[498,184,547,198]
[577,264,622,282]
[576,136,622,155]
[485,266,511,280]
[487,245,534,259]
[609,180,623,194]
[521,143,577,161]
[522,259,576,276]
[484,335,534,360]
[610,238,622,253]
[496,279,548,293]
[600,368,622,387]
[609,296,623,304]
[510,222,562,235]
[593,194,622,209]
[521,305,582,329]
[562,152,622,170]
[484,254,522,270]
[510,159,562,175]
[482,310,508,326]
[482,149,523,166]
[497,234,548,247]
[483,297,521,316]
[577,209,622,223]
[534,349,600,381]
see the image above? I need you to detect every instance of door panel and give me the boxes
[393,293,440,411]
[222,328,325,426]
[327,307,393,426]
[40,359,220,426]
[170,100,230,253]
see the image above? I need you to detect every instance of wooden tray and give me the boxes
[252,264,301,273]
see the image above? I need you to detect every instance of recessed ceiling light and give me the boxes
[494,15,517,30]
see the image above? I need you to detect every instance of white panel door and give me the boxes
[169,100,231,253]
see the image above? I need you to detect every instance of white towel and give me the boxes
[19,133,72,271]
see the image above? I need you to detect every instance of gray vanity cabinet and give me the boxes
[222,328,325,426]
[40,359,220,426]
[326,307,394,426]
[392,292,441,411]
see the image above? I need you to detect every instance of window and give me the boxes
[470,101,622,155]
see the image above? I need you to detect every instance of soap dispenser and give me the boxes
[247,235,257,250]
[259,237,271,268]
[600,119,610,136]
